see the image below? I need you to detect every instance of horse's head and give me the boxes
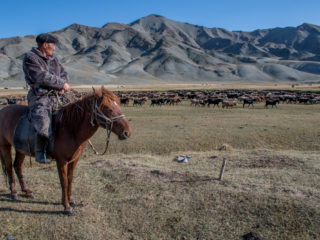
[92,86,131,140]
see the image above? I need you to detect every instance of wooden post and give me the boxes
[218,157,227,181]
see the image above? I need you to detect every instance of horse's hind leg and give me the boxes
[0,145,17,199]
[14,151,34,198]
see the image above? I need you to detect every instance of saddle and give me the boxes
[13,110,63,157]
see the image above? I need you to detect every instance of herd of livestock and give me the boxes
[1,89,320,109]
[116,89,320,109]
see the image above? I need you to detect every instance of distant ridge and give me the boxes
[0,14,320,86]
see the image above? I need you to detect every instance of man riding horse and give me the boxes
[23,33,71,164]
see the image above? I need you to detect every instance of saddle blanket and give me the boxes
[13,111,59,156]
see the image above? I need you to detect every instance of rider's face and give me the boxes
[43,42,55,57]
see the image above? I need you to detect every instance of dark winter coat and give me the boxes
[23,47,68,137]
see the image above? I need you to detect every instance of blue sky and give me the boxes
[1,0,319,39]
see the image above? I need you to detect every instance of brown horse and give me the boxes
[0,86,131,215]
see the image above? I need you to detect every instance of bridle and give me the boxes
[89,98,125,155]
[90,99,125,129]
[66,90,126,156]
[34,89,126,167]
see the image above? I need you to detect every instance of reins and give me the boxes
[62,89,125,157]
[36,88,126,165]
[25,88,123,166]
[88,99,125,155]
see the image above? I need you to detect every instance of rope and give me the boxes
[87,122,113,156]
[88,99,125,155]
[27,124,32,168]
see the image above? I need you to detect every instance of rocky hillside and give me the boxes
[1,14,320,86]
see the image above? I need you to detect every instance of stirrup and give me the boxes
[35,152,51,164]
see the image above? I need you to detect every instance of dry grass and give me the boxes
[0,150,319,240]
[0,89,320,240]
[91,101,320,154]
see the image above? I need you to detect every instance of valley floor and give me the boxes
[0,87,319,239]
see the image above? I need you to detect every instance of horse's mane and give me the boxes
[61,87,120,132]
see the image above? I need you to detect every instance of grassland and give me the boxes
[0,92,320,240]
[95,100,320,154]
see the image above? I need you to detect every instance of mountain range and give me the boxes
[1,14,320,86]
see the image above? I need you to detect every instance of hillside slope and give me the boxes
[1,15,320,86]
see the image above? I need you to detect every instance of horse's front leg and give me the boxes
[67,158,79,207]
[56,160,73,215]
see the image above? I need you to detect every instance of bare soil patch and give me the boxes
[242,155,304,169]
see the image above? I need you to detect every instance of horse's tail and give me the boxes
[0,153,8,186]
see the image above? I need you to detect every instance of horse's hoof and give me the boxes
[64,208,74,216]
[69,200,77,207]
[27,192,35,199]
[10,194,18,200]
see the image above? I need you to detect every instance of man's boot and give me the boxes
[35,134,51,164]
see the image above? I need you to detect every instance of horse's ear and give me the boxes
[101,85,107,92]
[92,87,102,98]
